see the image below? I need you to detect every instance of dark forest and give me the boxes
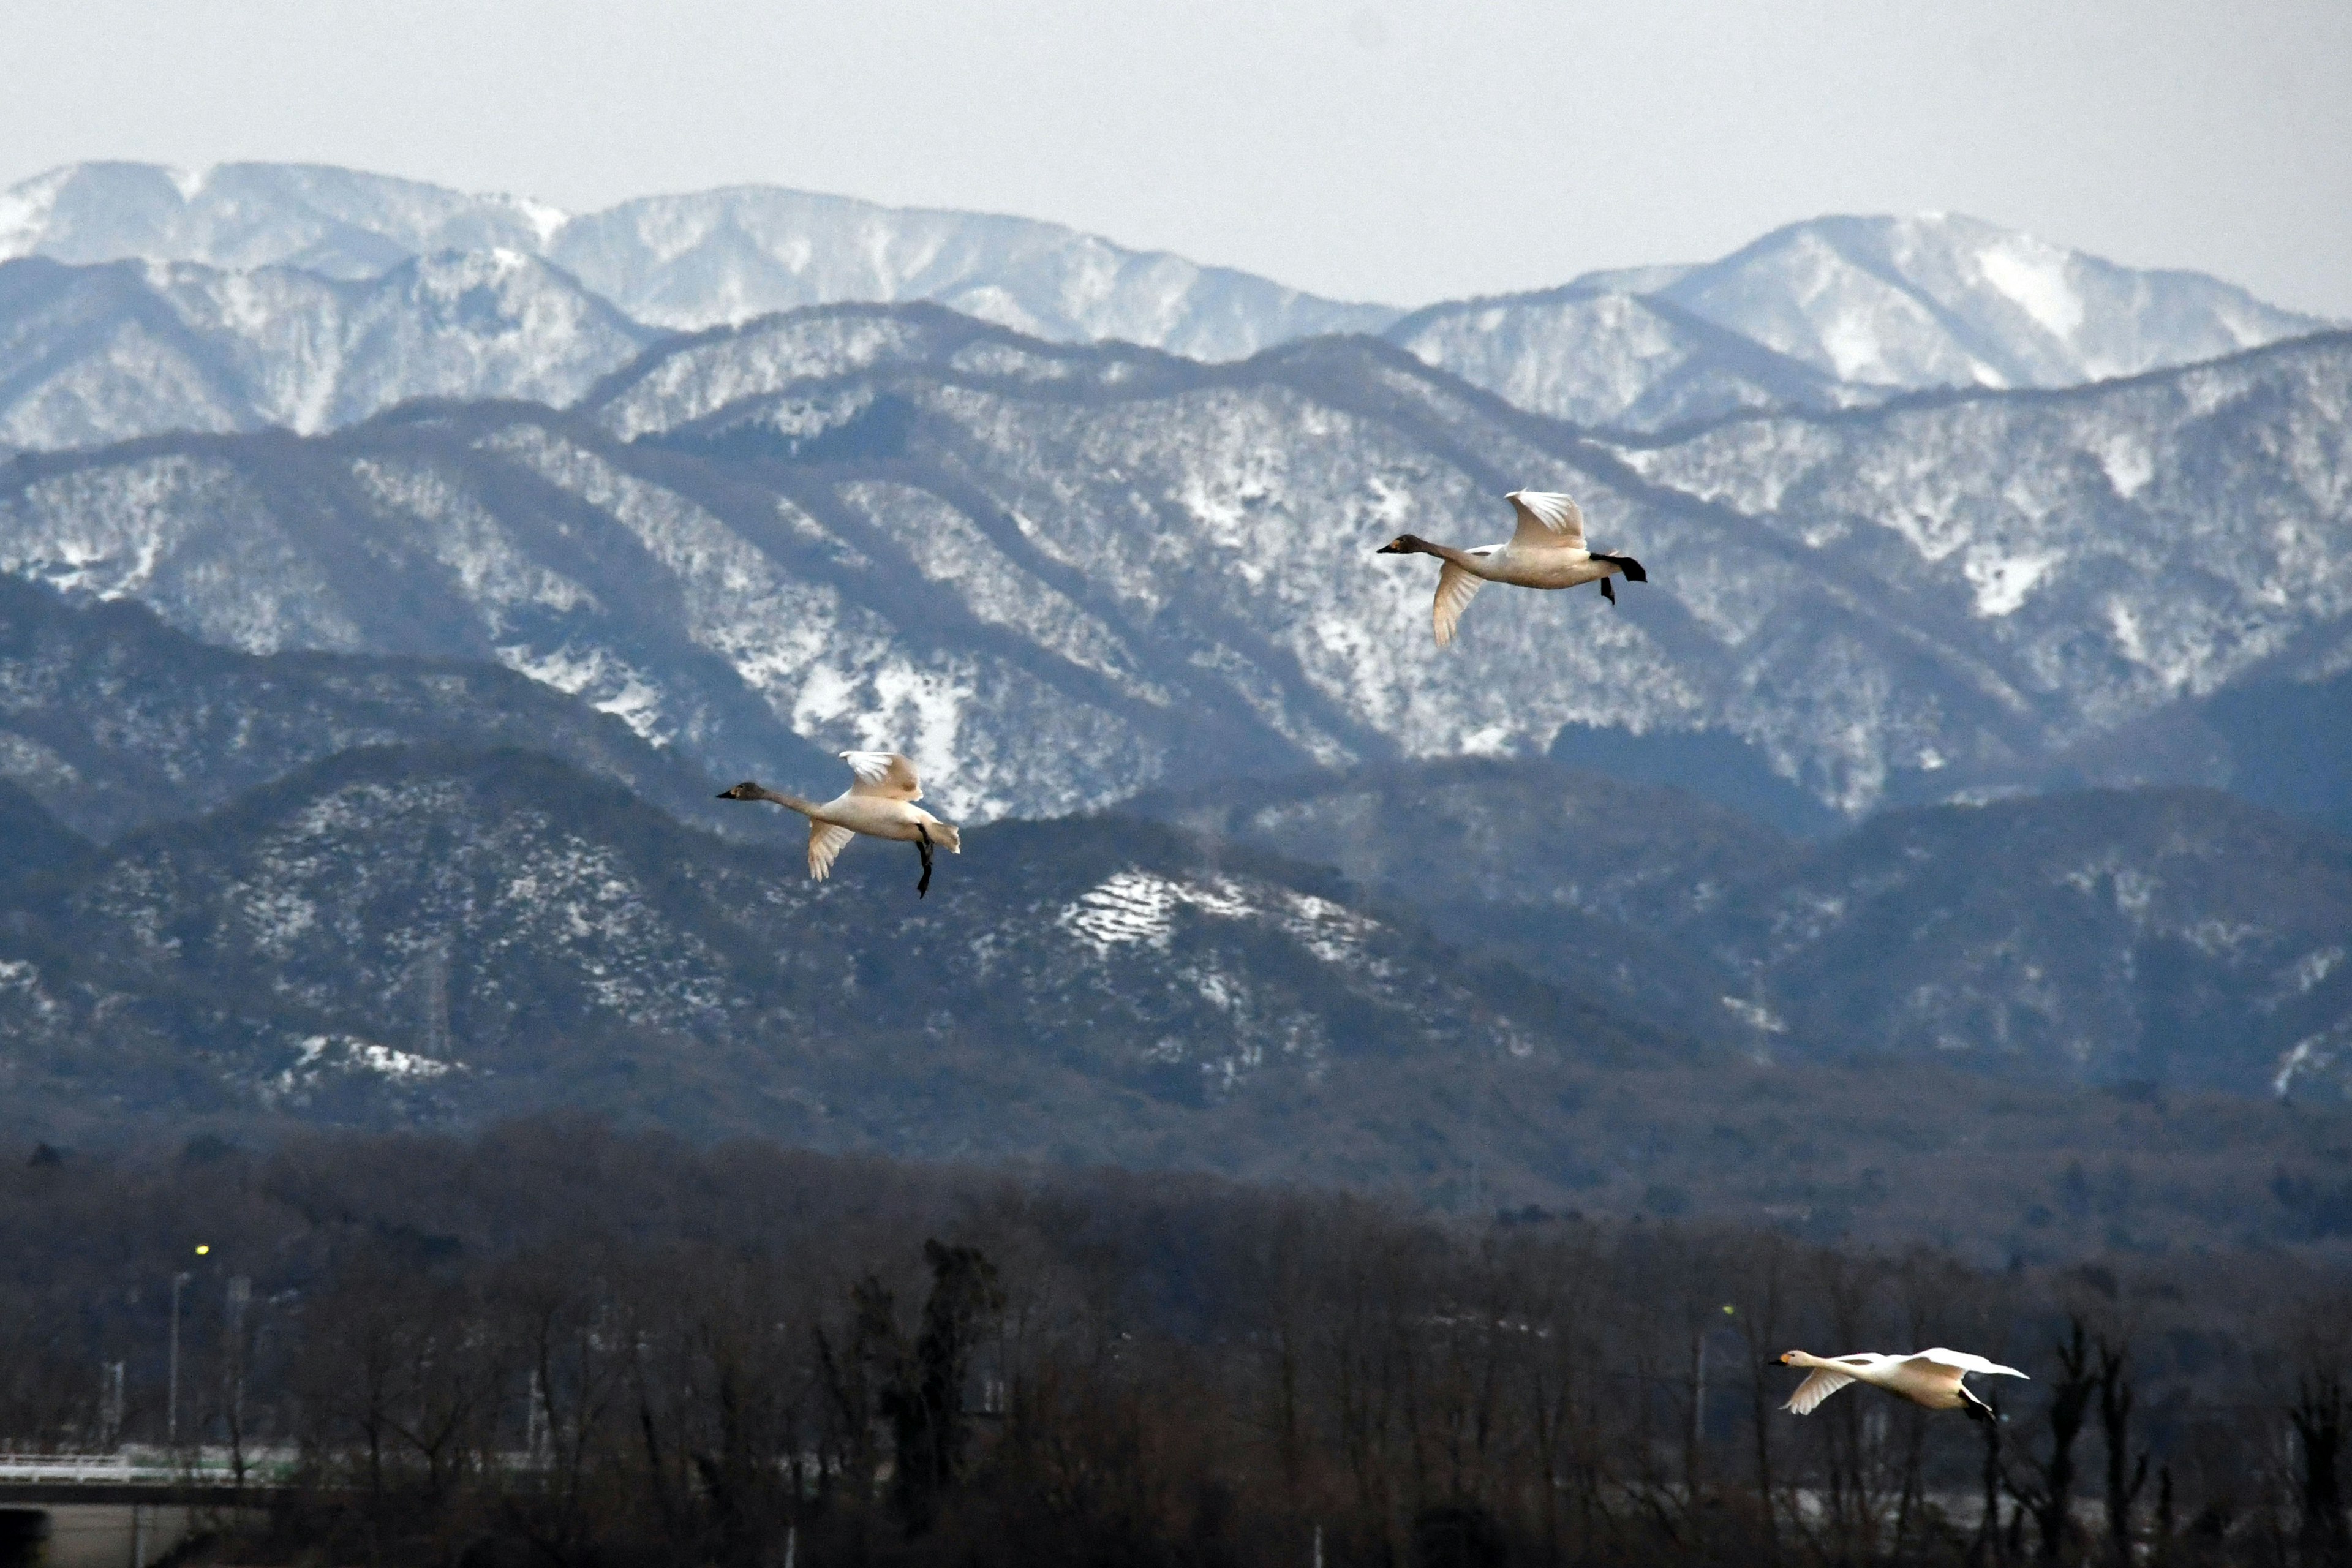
[2,1118,2347,1567]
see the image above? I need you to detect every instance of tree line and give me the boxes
[2,1117,2348,1567]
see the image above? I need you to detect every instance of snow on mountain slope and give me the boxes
[1382,284,1879,431]
[0,744,1661,1181]
[2,162,1398,360]
[3,309,2346,821]
[1613,331,2352,741]
[0,162,559,279]
[0,252,654,447]
[1389,216,2334,431]
[1657,213,2334,391]
[546,186,1401,355]
[1690,788,2352,1096]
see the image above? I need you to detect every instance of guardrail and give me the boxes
[0,1450,299,1488]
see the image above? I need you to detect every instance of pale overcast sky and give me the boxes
[6,0,2347,316]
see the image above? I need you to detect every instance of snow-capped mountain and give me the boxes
[1,162,1399,360]
[0,161,562,278]
[1661,213,2331,389]
[2,304,2344,824]
[1382,282,1877,431]
[543,186,1401,355]
[0,251,654,447]
[1390,215,2334,429]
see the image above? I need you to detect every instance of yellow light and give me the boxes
[194,1245,210,1256]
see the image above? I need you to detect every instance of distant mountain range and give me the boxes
[2,159,2348,1153]
[1,163,2334,448]
[5,302,2343,826]
[0,162,1396,361]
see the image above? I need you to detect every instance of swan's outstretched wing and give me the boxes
[1433,560,1485,647]
[1912,1349,2028,1380]
[842,751,922,801]
[1507,490,1587,551]
[808,822,856,881]
[1784,1368,1857,1415]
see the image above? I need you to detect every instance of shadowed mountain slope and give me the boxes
[1129,760,2352,1098]
[0,744,2343,1264]
[0,571,804,841]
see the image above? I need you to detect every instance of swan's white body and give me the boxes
[1376,490,1648,646]
[1779,1349,2027,1420]
[717,752,962,894]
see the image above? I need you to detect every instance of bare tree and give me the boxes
[2008,1316,2098,1566]
[2095,1332,2148,1567]
[2293,1367,2350,1564]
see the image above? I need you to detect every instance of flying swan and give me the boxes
[718,752,962,897]
[1779,1349,2028,1424]
[1376,489,1646,646]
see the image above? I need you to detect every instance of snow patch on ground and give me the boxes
[266,1033,464,1104]
[1964,549,2060,617]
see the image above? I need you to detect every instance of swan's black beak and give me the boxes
[1375,543,1406,554]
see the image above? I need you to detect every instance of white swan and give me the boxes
[717,752,962,897]
[1375,489,1647,647]
[1779,1348,2027,1423]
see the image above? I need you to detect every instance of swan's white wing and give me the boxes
[807,822,856,881]
[1433,560,1485,647]
[1507,490,1586,551]
[1913,1348,2029,1379]
[842,750,922,801]
[1784,1368,1856,1415]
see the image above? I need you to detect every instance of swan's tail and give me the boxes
[929,821,962,854]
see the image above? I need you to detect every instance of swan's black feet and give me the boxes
[1601,576,1616,605]
[915,824,934,899]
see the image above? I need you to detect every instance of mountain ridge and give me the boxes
[1,161,1400,363]
[1389,213,2335,431]
[4,304,2346,826]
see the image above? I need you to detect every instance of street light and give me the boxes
[167,1246,206,1449]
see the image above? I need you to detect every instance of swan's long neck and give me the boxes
[753,786,822,816]
[1402,535,1483,568]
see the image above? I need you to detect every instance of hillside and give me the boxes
[1139,758,2352,1099]
[0,743,2340,1262]
[0,252,654,448]
[0,571,800,840]
[5,306,2345,826]
[0,743,1664,1183]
